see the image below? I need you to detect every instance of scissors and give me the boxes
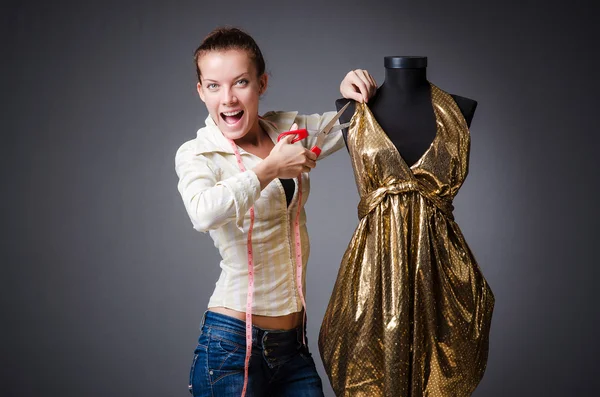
[277,102,351,157]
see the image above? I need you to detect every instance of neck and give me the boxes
[376,56,429,99]
[369,57,431,109]
[234,121,268,147]
[381,67,428,93]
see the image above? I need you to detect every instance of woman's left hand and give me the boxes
[340,69,377,103]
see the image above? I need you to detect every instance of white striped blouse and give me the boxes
[175,110,345,316]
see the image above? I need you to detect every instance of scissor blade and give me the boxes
[328,122,351,133]
[319,101,351,135]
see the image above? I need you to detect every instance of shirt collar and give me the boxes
[194,111,299,155]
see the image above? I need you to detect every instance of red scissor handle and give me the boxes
[277,129,308,143]
[277,129,323,158]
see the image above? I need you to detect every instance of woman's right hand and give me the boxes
[254,123,317,188]
[269,123,317,177]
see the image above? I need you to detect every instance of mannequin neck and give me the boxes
[376,56,429,99]
[380,67,429,95]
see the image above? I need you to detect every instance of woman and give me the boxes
[175,26,376,397]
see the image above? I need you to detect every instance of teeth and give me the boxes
[222,110,242,116]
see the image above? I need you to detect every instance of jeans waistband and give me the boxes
[201,310,304,348]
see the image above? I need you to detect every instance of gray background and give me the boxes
[2,1,598,396]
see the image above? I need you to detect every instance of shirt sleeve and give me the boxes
[175,141,261,233]
[294,111,346,160]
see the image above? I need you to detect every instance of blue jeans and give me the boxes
[188,311,325,397]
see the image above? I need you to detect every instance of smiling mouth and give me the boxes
[221,110,244,125]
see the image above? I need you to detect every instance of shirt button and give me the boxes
[209,370,213,375]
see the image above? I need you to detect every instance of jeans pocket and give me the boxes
[207,336,245,385]
[189,334,208,395]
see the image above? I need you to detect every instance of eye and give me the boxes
[235,79,249,86]
[206,83,218,90]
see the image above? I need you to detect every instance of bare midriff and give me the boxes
[208,307,303,330]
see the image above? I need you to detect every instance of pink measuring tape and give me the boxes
[227,139,307,397]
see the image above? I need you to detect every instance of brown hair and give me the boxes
[193,26,266,82]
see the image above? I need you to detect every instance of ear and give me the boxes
[259,74,268,95]
[197,82,206,103]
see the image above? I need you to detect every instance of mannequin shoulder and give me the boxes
[335,98,356,124]
[335,92,478,129]
[450,94,478,128]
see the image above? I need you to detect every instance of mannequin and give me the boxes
[320,55,494,396]
[336,56,477,167]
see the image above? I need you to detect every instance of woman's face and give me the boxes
[197,49,267,140]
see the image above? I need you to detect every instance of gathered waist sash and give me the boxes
[358,177,454,220]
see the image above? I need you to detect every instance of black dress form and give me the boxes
[336,56,477,167]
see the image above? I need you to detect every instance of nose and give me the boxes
[221,87,237,106]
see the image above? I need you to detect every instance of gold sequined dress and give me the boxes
[318,84,494,396]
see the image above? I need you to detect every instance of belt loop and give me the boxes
[261,330,268,349]
[200,310,208,328]
[253,327,259,348]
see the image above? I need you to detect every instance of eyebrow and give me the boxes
[203,73,250,83]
